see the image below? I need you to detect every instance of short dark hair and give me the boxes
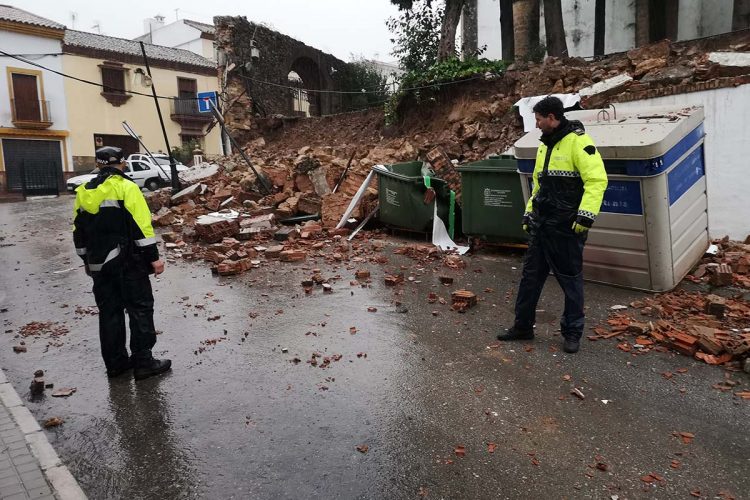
[533,96,564,120]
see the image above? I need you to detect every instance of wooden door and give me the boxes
[11,73,41,121]
[177,78,198,114]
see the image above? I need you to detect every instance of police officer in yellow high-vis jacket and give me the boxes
[498,97,608,353]
[73,146,171,380]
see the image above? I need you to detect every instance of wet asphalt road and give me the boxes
[0,196,748,500]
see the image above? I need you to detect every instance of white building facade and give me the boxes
[0,6,72,195]
[474,0,736,60]
[135,18,216,61]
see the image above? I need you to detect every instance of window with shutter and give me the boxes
[99,62,131,106]
[102,67,125,94]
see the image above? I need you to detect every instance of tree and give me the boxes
[390,0,465,63]
[334,57,391,111]
[437,0,466,61]
[461,0,479,57]
[512,0,540,60]
[593,0,605,56]
[387,0,443,72]
[732,0,750,30]
[634,0,649,46]
[500,0,515,61]
[542,0,567,57]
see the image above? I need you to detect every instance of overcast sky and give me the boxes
[12,0,401,62]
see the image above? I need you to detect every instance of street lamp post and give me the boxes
[138,41,181,194]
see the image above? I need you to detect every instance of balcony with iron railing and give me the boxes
[171,98,211,117]
[169,97,212,134]
[11,99,52,129]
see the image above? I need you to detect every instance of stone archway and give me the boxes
[215,17,348,117]
[288,56,323,116]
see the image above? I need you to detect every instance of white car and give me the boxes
[66,155,188,192]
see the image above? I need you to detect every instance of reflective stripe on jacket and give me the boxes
[72,167,158,272]
[525,121,608,226]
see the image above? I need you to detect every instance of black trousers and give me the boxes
[514,223,586,340]
[92,266,156,371]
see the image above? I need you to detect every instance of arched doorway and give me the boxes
[287,56,322,116]
[287,71,310,117]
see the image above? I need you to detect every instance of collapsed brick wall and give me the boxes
[214,15,348,129]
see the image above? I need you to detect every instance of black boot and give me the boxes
[106,357,133,379]
[133,358,172,381]
[563,338,580,354]
[497,326,534,341]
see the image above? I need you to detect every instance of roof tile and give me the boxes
[0,4,65,30]
[63,29,214,69]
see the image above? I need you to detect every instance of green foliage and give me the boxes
[171,139,201,165]
[399,57,506,89]
[334,57,392,111]
[384,57,507,125]
[386,0,442,74]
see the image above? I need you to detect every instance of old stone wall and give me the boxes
[214,16,347,126]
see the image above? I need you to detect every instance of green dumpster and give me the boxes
[376,162,452,233]
[457,155,527,243]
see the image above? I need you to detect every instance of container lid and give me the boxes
[457,158,518,172]
[513,105,704,160]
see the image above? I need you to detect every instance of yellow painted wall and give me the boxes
[62,54,222,169]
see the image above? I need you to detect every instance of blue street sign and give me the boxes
[197,91,218,113]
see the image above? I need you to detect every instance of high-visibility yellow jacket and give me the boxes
[73,167,158,273]
[525,120,608,227]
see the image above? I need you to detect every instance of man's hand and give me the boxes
[572,215,594,234]
[151,259,165,275]
[572,221,589,234]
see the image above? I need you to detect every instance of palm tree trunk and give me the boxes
[513,0,540,59]
[635,0,650,46]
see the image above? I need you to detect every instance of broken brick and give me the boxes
[161,232,180,243]
[451,290,477,311]
[203,251,227,264]
[710,263,733,286]
[265,245,285,259]
[280,250,307,262]
[627,321,651,335]
[704,294,727,318]
[670,332,699,356]
[384,274,404,286]
[152,211,175,227]
[355,270,371,280]
[274,227,298,241]
[195,219,240,244]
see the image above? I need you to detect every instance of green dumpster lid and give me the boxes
[456,158,518,172]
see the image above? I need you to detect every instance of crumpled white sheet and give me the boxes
[514,94,581,132]
[432,203,469,255]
